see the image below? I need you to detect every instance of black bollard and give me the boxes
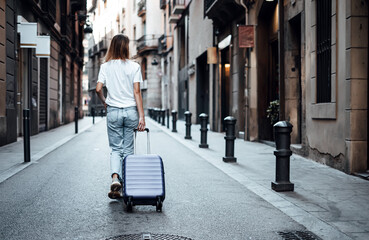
[75,106,79,134]
[271,121,294,192]
[184,111,192,139]
[166,109,170,128]
[223,116,237,162]
[161,109,165,126]
[155,108,160,123]
[92,107,95,124]
[100,109,103,118]
[199,113,209,148]
[152,108,156,121]
[171,110,178,132]
[23,109,31,163]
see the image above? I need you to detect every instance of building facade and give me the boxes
[236,0,368,174]
[87,0,164,113]
[0,0,86,147]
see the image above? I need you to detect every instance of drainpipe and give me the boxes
[239,0,250,140]
[278,0,285,120]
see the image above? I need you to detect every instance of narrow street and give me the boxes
[0,120,305,240]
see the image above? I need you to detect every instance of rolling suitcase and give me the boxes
[122,128,165,212]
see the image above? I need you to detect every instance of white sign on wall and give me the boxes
[36,36,51,58]
[17,22,37,48]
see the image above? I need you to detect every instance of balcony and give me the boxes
[136,34,160,54]
[137,0,146,17]
[172,0,185,15]
[158,35,167,54]
[204,0,245,27]
[99,39,108,52]
[160,0,166,9]
[169,14,181,24]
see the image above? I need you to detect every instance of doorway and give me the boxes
[16,48,31,136]
[196,52,209,123]
[257,0,279,141]
[220,47,231,131]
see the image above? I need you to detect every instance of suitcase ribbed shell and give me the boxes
[123,154,165,200]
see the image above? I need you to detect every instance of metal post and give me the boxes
[223,116,237,162]
[172,110,178,132]
[23,109,31,163]
[155,108,160,123]
[161,109,165,126]
[166,109,170,128]
[75,106,78,134]
[184,111,192,139]
[271,121,294,192]
[92,107,95,124]
[199,113,209,148]
[100,109,103,118]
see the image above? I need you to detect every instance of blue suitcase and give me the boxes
[122,128,165,212]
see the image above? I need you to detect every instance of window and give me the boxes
[316,0,332,103]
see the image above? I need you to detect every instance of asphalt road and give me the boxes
[0,120,306,240]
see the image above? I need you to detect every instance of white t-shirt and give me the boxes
[97,59,143,108]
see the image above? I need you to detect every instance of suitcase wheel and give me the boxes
[156,198,163,212]
[127,197,133,212]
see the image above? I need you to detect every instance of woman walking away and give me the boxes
[96,34,145,199]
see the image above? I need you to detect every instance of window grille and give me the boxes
[316,0,332,103]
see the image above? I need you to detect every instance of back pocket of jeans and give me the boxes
[107,108,118,123]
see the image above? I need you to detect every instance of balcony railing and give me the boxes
[160,0,166,9]
[136,34,160,53]
[41,0,56,21]
[137,0,146,17]
[158,35,167,54]
[172,0,185,15]
[204,0,216,15]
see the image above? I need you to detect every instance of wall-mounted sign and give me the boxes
[17,22,37,48]
[36,36,50,58]
[238,25,254,48]
[207,47,217,64]
[218,35,231,50]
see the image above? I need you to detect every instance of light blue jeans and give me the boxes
[106,106,138,180]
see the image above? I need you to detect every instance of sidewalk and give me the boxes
[0,116,104,183]
[151,117,369,240]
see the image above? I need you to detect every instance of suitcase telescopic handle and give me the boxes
[134,128,150,154]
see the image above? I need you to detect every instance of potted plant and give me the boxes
[266,100,280,126]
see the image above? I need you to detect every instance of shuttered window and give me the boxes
[39,58,48,131]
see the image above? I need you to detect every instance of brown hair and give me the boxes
[105,34,130,62]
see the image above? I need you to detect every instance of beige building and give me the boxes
[304,0,368,173]
[245,0,368,174]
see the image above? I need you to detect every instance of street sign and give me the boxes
[238,25,254,48]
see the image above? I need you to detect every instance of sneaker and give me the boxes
[110,178,122,192]
[108,190,121,199]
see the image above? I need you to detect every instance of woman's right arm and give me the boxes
[96,82,107,109]
[133,82,145,131]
